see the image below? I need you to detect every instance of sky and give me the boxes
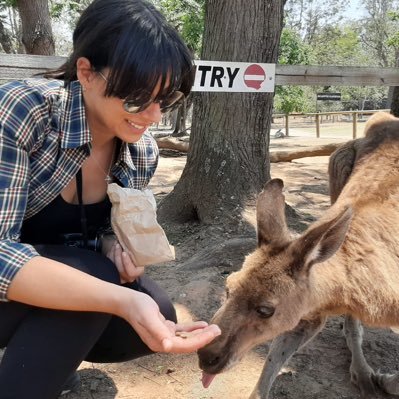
[346,0,366,19]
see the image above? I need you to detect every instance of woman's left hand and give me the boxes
[105,240,144,283]
[123,291,221,353]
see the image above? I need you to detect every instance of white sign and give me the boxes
[192,60,275,93]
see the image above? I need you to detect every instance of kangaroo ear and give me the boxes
[289,206,353,276]
[257,179,290,247]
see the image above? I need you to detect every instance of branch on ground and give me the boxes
[155,139,346,162]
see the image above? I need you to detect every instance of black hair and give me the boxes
[44,0,194,102]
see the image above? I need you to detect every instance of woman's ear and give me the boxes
[76,57,94,90]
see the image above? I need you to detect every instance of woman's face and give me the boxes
[80,64,164,143]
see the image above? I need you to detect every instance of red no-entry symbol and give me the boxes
[244,64,266,90]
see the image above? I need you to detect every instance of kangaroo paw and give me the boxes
[374,371,399,396]
[350,364,378,399]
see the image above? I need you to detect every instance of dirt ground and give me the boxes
[63,131,399,399]
[6,126,399,399]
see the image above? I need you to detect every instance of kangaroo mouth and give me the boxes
[199,354,240,388]
[201,372,217,388]
[198,332,245,388]
[198,346,240,373]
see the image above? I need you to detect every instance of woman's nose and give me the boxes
[141,102,162,124]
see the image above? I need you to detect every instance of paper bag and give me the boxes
[107,183,175,267]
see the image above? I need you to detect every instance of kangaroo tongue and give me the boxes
[202,372,217,388]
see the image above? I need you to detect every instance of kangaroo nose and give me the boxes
[198,348,221,369]
[207,355,220,367]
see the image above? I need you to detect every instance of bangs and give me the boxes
[99,24,194,103]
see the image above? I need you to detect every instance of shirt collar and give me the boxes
[59,81,91,149]
[120,141,137,170]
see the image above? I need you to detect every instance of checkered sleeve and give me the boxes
[0,82,41,301]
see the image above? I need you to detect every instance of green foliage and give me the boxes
[284,0,347,44]
[49,0,87,20]
[151,0,205,55]
[386,11,399,48]
[310,25,365,66]
[278,28,312,65]
[359,0,399,67]
[0,0,16,8]
[340,86,387,110]
[274,86,314,114]
[274,28,313,114]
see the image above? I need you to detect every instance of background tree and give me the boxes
[360,0,399,68]
[153,0,205,56]
[151,0,205,136]
[0,0,21,52]
[0,18,14,53]
[284,0,346,44]
[359,0,399,111]
[158,0,286,224]
[0,0,88,55]
[16,0,55,55]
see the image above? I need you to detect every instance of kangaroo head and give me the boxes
[198,179,352,378]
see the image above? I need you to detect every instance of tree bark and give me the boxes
[391,86,399,117]
[0,19,14,53]
[158,0,286,224]
[16,0,55,55]
[171,100,187,137]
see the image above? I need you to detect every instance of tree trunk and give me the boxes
[171,95,193,137]
[16,0,55,55]
[171,99,187,137]
[0,20,14,53]
[390,49,399,117]
[391,86,399,117]
[158,0,286,224]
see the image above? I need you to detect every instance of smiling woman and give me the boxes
[0,1,220,399]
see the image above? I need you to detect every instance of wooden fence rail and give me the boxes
[1,53,399,87]
[0,53,394,140]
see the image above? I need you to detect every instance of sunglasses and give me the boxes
[97,71,184,114]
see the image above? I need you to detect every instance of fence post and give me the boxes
[285,114,289,137]
[352,112,358,139]
[316,113,320,138]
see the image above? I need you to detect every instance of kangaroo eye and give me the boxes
[256,306,275,318]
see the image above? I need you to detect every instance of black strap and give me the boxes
[76,169,88,249]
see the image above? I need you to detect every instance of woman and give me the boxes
[0,1,220,398]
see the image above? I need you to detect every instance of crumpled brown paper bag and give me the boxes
[107,183,175,267]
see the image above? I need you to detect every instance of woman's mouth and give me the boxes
[127,120,146,130]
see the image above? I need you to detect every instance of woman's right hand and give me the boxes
[103,237,144,283]
[124,290,221,354]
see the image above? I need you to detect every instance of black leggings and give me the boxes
[0,245,176,399]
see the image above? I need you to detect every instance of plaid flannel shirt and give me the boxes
[0,78,159,301]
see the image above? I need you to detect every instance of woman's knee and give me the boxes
[158,296,176,323]
[34,245,120,284]
[131,276,177,322]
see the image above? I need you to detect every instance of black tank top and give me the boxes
[20,178,112,246]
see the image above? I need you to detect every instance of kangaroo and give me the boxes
[198,112,399,399]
